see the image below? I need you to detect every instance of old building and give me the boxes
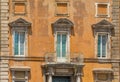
[0,0,120,82]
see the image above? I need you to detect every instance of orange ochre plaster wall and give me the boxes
[8,0,112,82]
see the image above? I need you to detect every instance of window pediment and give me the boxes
[52,18,74,35]
[53,18,73,26]
[9,18,31,27]
[92,19,114,36]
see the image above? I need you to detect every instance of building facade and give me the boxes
[0,0,120,82]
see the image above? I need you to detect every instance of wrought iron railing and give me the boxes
[45,52,84,64]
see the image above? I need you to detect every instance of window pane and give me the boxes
[97,35,101,57]
[62,34,67,57]
[57,34,61,57]
[14,32,19,55]
[20,32,25,55]
[102,35,107,57]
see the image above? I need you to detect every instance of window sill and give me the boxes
[14,12,26,16]
[55,13,69,17]
[13,55,26,60]
[95,15,110,18]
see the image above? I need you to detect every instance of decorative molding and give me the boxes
[9,18,31,27]
[52,18,74,35]
[92,19,114,36]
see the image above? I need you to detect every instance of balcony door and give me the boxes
[56,32,69,62]
[53,76,70,82]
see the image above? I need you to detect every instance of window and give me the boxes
[97,73,108,81]
[13,31,26,56]
[9,18,31,56]
[95,3,110,17]
[12,0,27,15]
[52,18,73,62]
[93,69,113,82]
[14,3,26,14]
[92,19,114,59]
[56,32,69,62]
[97,33,108,58]
[94,73,112,82]
[12,71,28,82]
[55,2,69,16]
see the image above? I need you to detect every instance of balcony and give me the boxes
[45,52,84,65]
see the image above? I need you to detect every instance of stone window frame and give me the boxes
[55,1,70,16]
[95,2,110,18]
[9,18,31,57]
[52,18,74,63]
[12,0,27,15]
[54,31,70,62]
[93,69,113,82]
[92,19,114,59]
[10,66,30,82]
[12,28,28,57]
[95,32,111,59]
[12,71,28,82]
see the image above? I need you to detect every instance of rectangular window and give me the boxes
[14,31,25,56]
[56,32,69,62]
[13,0,27,15]
[12,71,28,82]
[14,3,26,14]
[97,73,108,81]
[95,3,110,17]
[14,71,25,79]
[56,2,69,16]
[98,4,107,15]
[93,72,112,82]
[97,34,108,58]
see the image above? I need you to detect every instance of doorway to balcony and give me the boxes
[53,76,70,82]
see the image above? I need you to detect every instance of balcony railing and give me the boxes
[45,52,84,64]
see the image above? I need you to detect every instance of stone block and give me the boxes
[0,68,9,72]
[0,3,8,6]
[1,23,9,27]
[1,40,9,44]
[1,34,9,37]
[1,13,9,16]
[1,52,9,56]
[1,48,9,52]
[1,20,9,24]
[1,0,9,2]
[0,80,8,82]
[1,37,9,40]
[0,76,8,79]
[0,64,9,68]
[0,44,9,48]
[1,6,9,9]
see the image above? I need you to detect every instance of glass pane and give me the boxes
[97,35,101,57]
[20,32,25,55]
[14,32,19,55]
[102,35,107,57]
[57,34,61,57]
[62,34,67,57]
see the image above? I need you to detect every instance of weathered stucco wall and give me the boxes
[7,0,116,82]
